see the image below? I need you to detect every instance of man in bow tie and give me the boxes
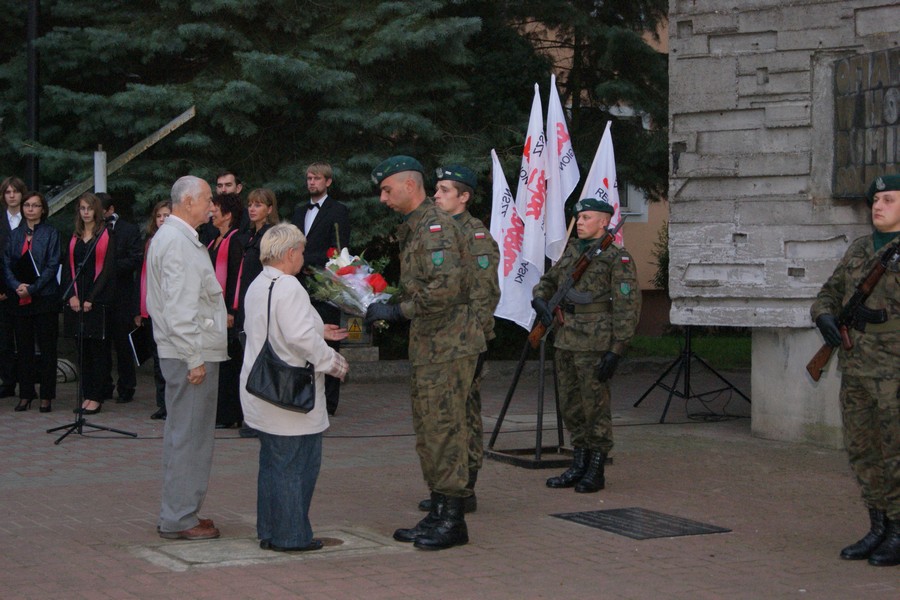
[291,161,351,416]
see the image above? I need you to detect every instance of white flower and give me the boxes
[326,247,357,269]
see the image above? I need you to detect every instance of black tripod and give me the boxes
[485,336,570,469]
[47,221,136,445]
[632,326,750,423]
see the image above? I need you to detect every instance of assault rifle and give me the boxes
[528,216,627,349]
[806,237,900,381]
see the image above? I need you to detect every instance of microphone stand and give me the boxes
[47,220,136,444]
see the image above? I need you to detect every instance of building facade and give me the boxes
[668,0,899,445]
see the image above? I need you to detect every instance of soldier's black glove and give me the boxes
[815,314,842,347]
[364,302,404,325]
[531,297,553,327]
[594,351,620,382]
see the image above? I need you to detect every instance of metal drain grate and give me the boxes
[552,507,731,540]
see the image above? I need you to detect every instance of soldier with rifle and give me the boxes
[810,174,900,567]
[531,198,640,493]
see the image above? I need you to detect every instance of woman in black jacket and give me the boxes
[2,192,61,412]
[208,192,245,428]
[136,200,171,420]
[62,192,116,415]
[238,188,279,311]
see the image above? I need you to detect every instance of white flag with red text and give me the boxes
[490,149,539,330]
[545,73,580,262]
[580,121,623,244]
[514,84,549,272]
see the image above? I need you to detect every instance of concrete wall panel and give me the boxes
[737,70,811,98]
[856,5,900,37]
[696,128,810,154]
[672,108,764,133]
[737,51,813,76]
[709,31,777,55]
[671,57,738,110]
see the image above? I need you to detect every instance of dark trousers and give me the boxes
[103,304,137,400]
[257,431,322,547]
[215,335,244,425]
[77,336,111,402]
[14,309,58,401]
[312,300,341,414]
[0,301,17,395]
[144,317,166,408]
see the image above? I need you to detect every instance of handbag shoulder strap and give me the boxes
[264,277,278,343]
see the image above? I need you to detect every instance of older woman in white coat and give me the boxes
[240,223,348,552]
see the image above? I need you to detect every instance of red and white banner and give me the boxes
[580,121,623,244]
[490,149,539,330]
[514,84,549,273]
[545,74,579,262]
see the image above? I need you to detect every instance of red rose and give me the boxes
[366,273,388,293]
[327,247,337,258]
[335,265,356,276]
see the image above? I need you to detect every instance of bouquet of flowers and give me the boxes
[306,247,396,317]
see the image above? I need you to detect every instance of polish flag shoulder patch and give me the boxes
[621,256,631,263]
[429,224,442,233]
[474,231,486,240]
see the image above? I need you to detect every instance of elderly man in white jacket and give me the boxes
[147,175,228,541]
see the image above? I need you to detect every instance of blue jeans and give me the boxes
[257,430,322,547]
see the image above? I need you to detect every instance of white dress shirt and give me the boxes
[304,195,328,234]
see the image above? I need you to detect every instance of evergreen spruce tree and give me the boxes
[0,0,548,245]
[507,0,669,201]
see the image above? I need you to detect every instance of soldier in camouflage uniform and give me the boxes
[365,156,485,551]
[811,174,900,567]
[532,198,641,494]
[409,164,500,515]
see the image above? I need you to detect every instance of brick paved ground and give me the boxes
[0,355,897,599]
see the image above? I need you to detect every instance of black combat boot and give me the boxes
[868,518,900,566]
[413,495,469,550]
[574,450,606,493]
[546,448,589,488]
[840,508,886,560]
[394,492,443,542]
[418,470,478,513]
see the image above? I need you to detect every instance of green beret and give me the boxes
[371,155,424,185]
[866,174,900,206]
[574,198,615,215]
[435,164,477,189]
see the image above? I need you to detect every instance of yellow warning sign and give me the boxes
[347,317,363,341]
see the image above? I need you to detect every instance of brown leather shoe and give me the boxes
[158,522,220,540]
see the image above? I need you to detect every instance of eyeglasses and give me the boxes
[22,203,42,209]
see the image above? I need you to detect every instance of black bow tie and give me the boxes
[308,203,319,210]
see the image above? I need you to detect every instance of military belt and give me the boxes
[864,318,900,334]
[562,300,611,314]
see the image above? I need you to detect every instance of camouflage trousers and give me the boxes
[555,349,613,453]
[466,351,487,472]
[840,374,900,519]
[410,355,477,498]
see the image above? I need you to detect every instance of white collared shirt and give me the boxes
[304,195,328,234]
[7,210,22,231]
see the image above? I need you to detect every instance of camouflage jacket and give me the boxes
[396,198,486,366]
[455,211,500,342]
[533,238,641,354]
[810,234,900,378]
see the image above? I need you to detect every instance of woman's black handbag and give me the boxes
[245,278,316,413]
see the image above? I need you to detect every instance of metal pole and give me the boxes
[25,0,40,190]
[93,145,107,193]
